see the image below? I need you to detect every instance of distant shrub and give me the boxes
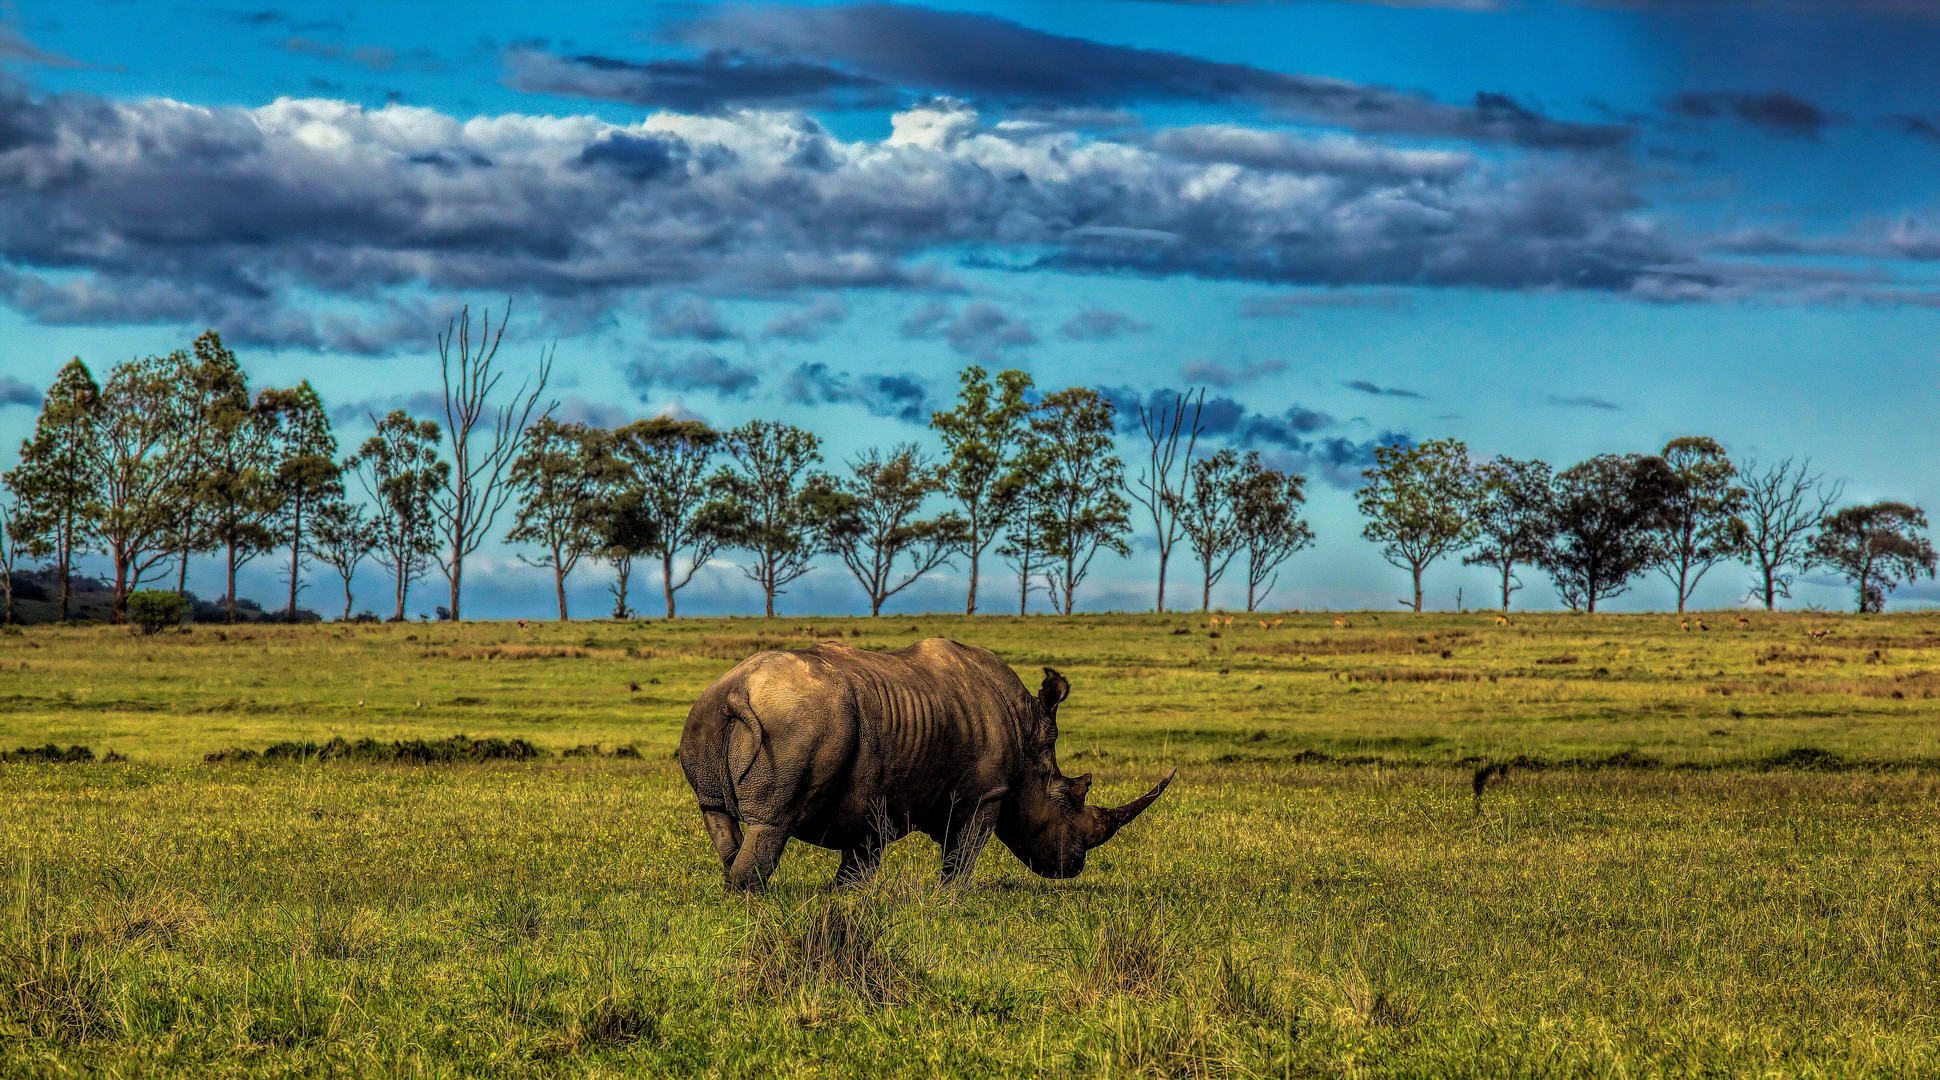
[126,590,188,634]
[203,734,544,765]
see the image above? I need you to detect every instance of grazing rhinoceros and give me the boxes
[677,637,1175,891]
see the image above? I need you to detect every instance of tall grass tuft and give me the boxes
[1,860,114,1044]
[735,893,920,1005]
[1059,895,1197,1005]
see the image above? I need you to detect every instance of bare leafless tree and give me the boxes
[431,302,553,621]
[1132,388,1204,613]
[1740,457,1843,610]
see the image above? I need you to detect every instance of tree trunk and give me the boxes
[554,548,569,620]
[1063,550,1076,615]
[176,549,190,595]
[1245,577,1256,612]
[55,530,71,622]
[662,550,677,619]
[965,545,979,616]
[1411,564,1423,613]
[340,574,353,621]
[447,541,463,622]
[870,594,882,617]
[393,559,408,621]
[1155,547,1168,614]
[1201,559,1212,612]
[225,540,238,623]
[1017,557,1029,616]
[612,556,631,620]
[1762,565,1777,611]
[287,497,303,620]
[1500,564,1512,611]
[111,550,130,622]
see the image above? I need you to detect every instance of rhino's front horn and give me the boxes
[1083,768,1176,848]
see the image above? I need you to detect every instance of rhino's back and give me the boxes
[688,637,1033,843]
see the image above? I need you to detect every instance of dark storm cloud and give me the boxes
[1059,307,1148,341]
[1661,91,1828,138]
[0,376,39,408]
[504,48,886,112]
[680,4,1631,149]
[625,350,761,397]
[1343,379,1425,398]
[783,362,929,421]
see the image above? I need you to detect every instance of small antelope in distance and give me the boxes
[1737,616,1751,629]
[1223,615,1235,628]
[1696,619,1709,631]
[1269,617,1284,629]
[1494,613,1511,627]
[1679,619,1689,632]
[1334,615,1351,628]
[515,618,529,629]
[1808,627,1831,642]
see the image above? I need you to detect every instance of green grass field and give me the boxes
[5,611,1940,1076]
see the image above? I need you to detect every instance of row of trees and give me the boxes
[2,317,1928,620]
[1,306,547,623]
[1355,437,1936,614]
[470,371,1314,621]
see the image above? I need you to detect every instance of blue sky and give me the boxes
[1,0,1938,617]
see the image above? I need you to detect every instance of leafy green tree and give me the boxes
[307,496,378,622]
[1357,438,1476,612]
[1540,453,1677,613]
[430,303,553,622]
[260,381,341,620]
[186,332,288,622]
[352,411,447,621]
[1233,453,1314,612]
[2,358,98,621]
[611,418,723,619]
[995,491,1049,616]
[711,421,825,618]
[507,418,618,621]
[1651,436,1748,613]
[1463,456,1554,611]
[812,444,966,617]
[1810,502,1938,613]
[1027,387,1130,615]
[91,352,195,620]
[1178,448,1241,611]
[1132,389,1204,613]
[930,366,1035,615]
[1740,457,1843,611]
[593,482,657,620]
[160,336,242,594]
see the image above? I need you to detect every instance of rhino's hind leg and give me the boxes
[726,824,791,892]
[700,809,743,881]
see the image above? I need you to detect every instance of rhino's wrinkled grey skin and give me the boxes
[678,637,1176,891]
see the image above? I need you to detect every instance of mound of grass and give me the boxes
[735,894,922,1005]
[203,734,544,765]
[0,744,119,764]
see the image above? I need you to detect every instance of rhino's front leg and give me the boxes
[832,842,883,889]
[939,793,1003,885]
[725,823,791,892]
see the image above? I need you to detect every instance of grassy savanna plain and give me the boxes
[5,610,1940,1077]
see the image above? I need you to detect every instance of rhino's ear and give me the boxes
[1038,668,1069,717]
[1069,773,1092,804]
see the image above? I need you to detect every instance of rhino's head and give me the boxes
[998,667,1176,879]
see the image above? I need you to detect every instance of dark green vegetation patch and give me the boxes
[202,734,543,765]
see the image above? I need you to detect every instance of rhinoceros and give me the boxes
[677,637,1175,890]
